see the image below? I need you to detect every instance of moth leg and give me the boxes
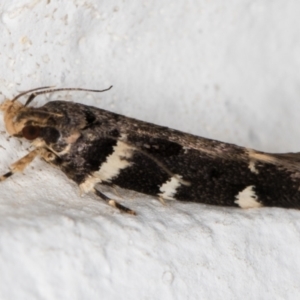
[0,149,40,181]
[94,189,136,215]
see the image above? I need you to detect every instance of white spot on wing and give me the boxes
[79,140,133,194]
[159,175,182,200]
[97,140,133,182]
[249,160,259,174]
[234,185,262,208]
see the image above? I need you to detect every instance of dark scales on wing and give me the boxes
[36,101,122,184]
[59,137,118,184]
[109,135,183,195]
[164,148,300,208]
[112,134,300,208]
[111,151,170,196]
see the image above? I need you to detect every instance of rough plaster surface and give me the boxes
[1,1,300,299]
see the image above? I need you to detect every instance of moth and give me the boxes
[1,86,300,215]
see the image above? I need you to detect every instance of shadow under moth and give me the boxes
[1,86,299,215]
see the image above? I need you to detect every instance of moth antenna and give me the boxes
[24,85,113,107]
[12,86,54,102]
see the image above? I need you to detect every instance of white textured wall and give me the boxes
[1,1,300,299]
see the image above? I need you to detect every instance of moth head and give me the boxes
[1,99,66,156]
[1,99,51,134]
[1,85,113,152]
[0,99,26,136]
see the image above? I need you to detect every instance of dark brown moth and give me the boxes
[1,86,300,214]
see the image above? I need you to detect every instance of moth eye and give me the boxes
[22,126,41,140]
